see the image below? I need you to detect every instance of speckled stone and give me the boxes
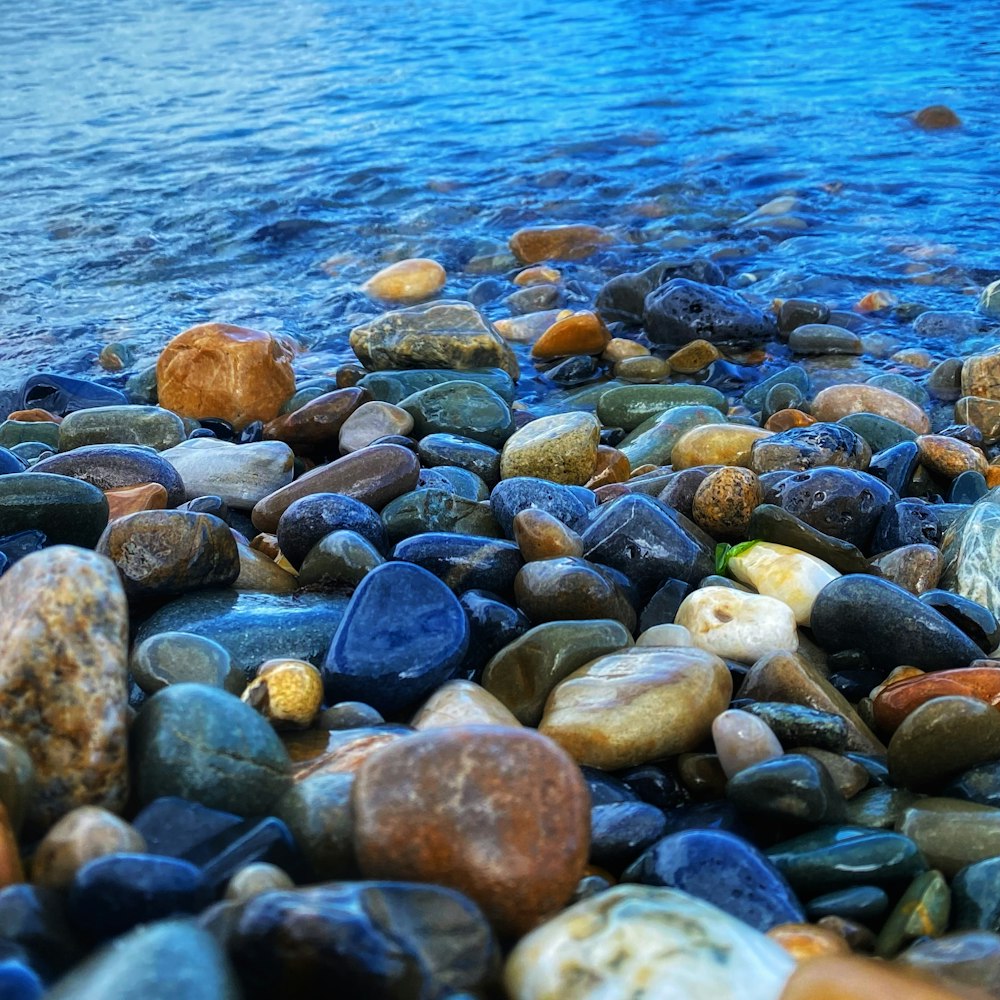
[500,411,600,485]
[352,725,590,937]
[691,466,762,540]
[0,547,128,829]
[242,658,324,729]
[871,543,943,595]
[918,434,988,479]
[503,885,795,1000]
[750,423,870,473]
[899,799,1000,877]
[400,380,514,447]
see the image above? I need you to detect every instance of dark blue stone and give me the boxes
[617,765,689,811]
[0,531,46,567]
[581,767,641,806]
[417,433,501,487]
[277,493,388,568]
[871,500,940,552]
[621,828,805,931]
[322,561,469,716]
[580,493,714,596]
[868,441,920,496]
[133,798,244,860]
[68,853,212,942]
[0,957,42,1000]
[457,589,530,679]
[0,450,26,477]
[489,477,590,537]
[951,470,989,504]
[544,355,601,387]
[659,801,748,837]
[18,373,127,416]
[0,885,82,983]
[644,277,775,347]
[392,532,522,597]
[805,886,889,925]
[953,857,1000,930]
[416,466,488,501]
[638,578,692,630]
[590,802,667,870]
[919,589,1000,654]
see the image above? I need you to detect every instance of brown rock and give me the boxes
[352,725,590,936]
[812,384,930,433]
[914,105,962,129]
[602,338,650,363]
[338,401,414,453]
[963,349,1000,403]
[6,408,60,423]
[0,547,129,829]
[31,806,146,889]
[286,728,410,781]
[956,397,1000,444]
[767,923,851,961]
[592,445,630,483]
[410,680,521,730]
[671,424,772,470]
[156,323,297,431]
[104,482,168,521]
[513,508,584,561]
[780,955,981,1000]
[765,409,817,432]
[234,542,297,594]
[870,543,942,595]
[614,356,672,382]
[531,311,609,359]
[242,659,323,729]
[917,435,988,479]
[0,803,23,889]
[509,224,613,264]
[514,265,561,286]
[263,388,371,451]
[691,466,762,540]
[667,339,722,374]
[251,443,420,532]
[362,258,446,305]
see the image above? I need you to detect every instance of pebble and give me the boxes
[512,507,585,560]
[361,257,446,304]
[712,709,785,778]
[131,631,244,696]
[104,482,168,519]
[508,223,613,263]
[410,678,521,729]
[392,532,522,595]
[514,556,637,630]
[901,931,1000,998]
[57,405,185,452]
[780,954,974,1000]
[276,491,387,568]
[672,423,773,470]
[401,379,514,447]
[500,411,600,484]
[899,798,1000,877]
[531,310,609,358]
[691,466,762,539]
[0,473,109,547]
[241,658,324,729]
[338,399,413,452]
[812,383,931,434]
[597,383,726,430]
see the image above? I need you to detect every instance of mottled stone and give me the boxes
[874,869,950,958]
[619,404,726,468]
[131,631,244,696]
[0,547,127,829]
[871,543,943,595]
[812,384,930,434]
[509,224,613,263]
[918,434,988,479]
[956,397,1000,444]
[57,405,185,452]
[500,411,600,485]
[401,380,514,448]
[242,658,324,729]
[362,257,446,305]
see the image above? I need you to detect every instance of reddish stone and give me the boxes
[873,666,1000,734]
[6,408,60,423]
[263,387,371,451]
[284,729,410,781]
[352,725,590,937]
[779,955,976,1000]
[0,803,23,889]
[104,482,168,521]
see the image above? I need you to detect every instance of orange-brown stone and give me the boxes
[513,507,584,561]
[855,290,897,312]
[602,338,649,363]
[917,434,988,479]
[352,725,590,937]
[593,445,631,483]
[0,803,23,889]
[263,387,371,451]
[765,409,818,432]
[531,311,610,359]
[914,105,962,129]
[767,922,852,961]
[7,408,60,423]
[812,384,930,434]
[104,482,168,521]
[361,258,446,305]
[156,323,297,431]
[285,728,410,781]
[778,955,980,1000]
[514,265,561,286]
[873,667,1000,734]
[667,339,722,374]
[509,224,613,264]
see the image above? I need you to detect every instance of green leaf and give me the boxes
[715,539,762,576]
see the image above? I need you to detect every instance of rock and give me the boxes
[644,278,776,348]
[874,869,950,958]
[96,511,239,598]
[349,301,518,378]
[530,311,609,358]
[509,224,613,263]
[0,547,127,829]
[233,542,298,594]
[410,679,521,730]
[156,323,296,431]
[296,530,383,588]
[500,412,600,485]
[668,339,722,374]
[619,404,726,468]
[359,367,515,406]
[419,432,501,485]
[224,862,295,902]
[459,589,531,677]
[597,384,726,431]
[676,587,799,662]
[750,423,870,473]
[953,858,1000,930]
[871,543,943,595]
[17,372,127,417]
[767,923,852,961]
[595,257,725,325]
[362,258,446,305]
[131,632,243,696]
[874,667,1000,734]
[504,885,795,1000]
[806,885,889,924]
[812,384,930,434]
[338,400,414,453]
[918,434,988,479]
[263,387,369,450]
[672,423,772,470]
[382,487,500,542]
[901,931,1000,998]
[274,774,355,880]
[590,800,668,870]
[872,501,940,552]
[105,482,169,520]
[691,466,762,540]
[241,658,324,729]
[748,504,872,575]
[490,477,591,537]
[514,556,636,630]
[811,575,983,671]
[0,473,108,547]
[57,406,185,452]
[400,380,514,448]
[352,725,589,936]
[780,954,972,1000]
[276,492,387,568]
[712,709,784,778]
[538,646,732,770]
[941,501,1000,621]
[392,532,522,596]
[727,754,847,825]
[899,799,1000,877]
[0,736,34,836]
[914,104,962,128]
[742,703,850,753]
[787,323,862,355]
[512,508,585,560]
[131,685,290,815]
[322,562,469,716]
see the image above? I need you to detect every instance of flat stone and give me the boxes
[812,384,931,434]
[728,753,847,825]
[57,405,185,451]
[338,400,414,453]
[362,257,446,305]
[0,473,108,547]
[509,224,613,263]
[597,384,727,431]
[748,504,872,574]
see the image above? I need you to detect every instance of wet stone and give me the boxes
[57,405,185,452]
[748,504,872,574]
[458,589,531,679]
[338,400,413,453]
[276,492,387,569]
[400,380,514,448]
[788,323,862,355]
[901,931,1000,999]
[499,411,600,485]
[952,857,1000,931]
[941,501,1000,622]
[393,532,522,597]
[18,372,127,417]
[418,464,489,500]
[410,678,520,730]
[813,383,931,435]
[595,257,725,325]
[274,773,356,880]
[0,473,108,547]
[691,466,762,540]
[806,885,889,926]
[740,702,850,752]
[297,529,384,589]
[868,439,921,495]
[490,476,590,536]
[596,384,727,431]
[728,753,847,825]
[874,869,951,958]
[899,799,1000,878]
[514,556,637,630]
[750,423,870,473]
[872,500,941,551]
[418,432,501,485]
[381,487,500,542]
[919,590,1000,652]
[589,802,667,871]
[871,543,943,595]
[618,403,726,468]
[512,507,584,560]
[358,367,515,406]
[131,631,243,696]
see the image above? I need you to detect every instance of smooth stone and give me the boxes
[901,931,1000,999]
[0,547,127,829]
[57,406,184,452]
[644,278,775,348]
[362,257,446,305]
[160,438,293,509]
[482,619,631,726]
[418,432,501,485]
[358,368,515,406]
[338,400,413,453]
[676,587,799,663]
[0,473,108,547]
[276,492,387,569]
[671,423,772,470]
[507,283,562,315]
[918,591,999,652]
[871,543,943,595]
[899,799,1000,877]
[224,862,295,902]
[636,623,693,646]
[766,923,852,961]
[490,477,591,537]
[744,365,810,412]
[512,507,584,560]
[623,829,805,931]
[619,404,727,468]
[410,679,520,730]
[787,323,861,355]
[867,372,930,405]
[0,530,44,570]
[514,556,636,630]
[589,800,667,871]
[838,412,918,452]
[806,886,889,925]
[233,541,297,594]
[691,466,761,540]
[780,954,974,1000]
[957,397,1000,444]
[812,384,931,434]
[274,774,356,880]
[353,725,589,937]
[251,443,420,532]
[595,257,725,324]
[963,346,1000,402]
[873,500,941,551]
[509,223,613,263]
[712,709,784,778]
[538,646,732,770]
[919,434,988,479]
[458,589,531,677]
[946,758,1000,809]
[874,869,950,958]
[941,502,1000,622]
[500,411,600,485]
[748,504,872,574]
[418,464,489,500]
[740,702,849,752]
[953,858,1000,930]
[131,632,243,696]
[132,685,290,815]
[241,658,324,729]
[530,310,608,358]
[400,380,513,448]
[17,372,127,416]
[811,575,983,672]
[0,736,33,835]
[750,423,870,473]
[581,493,715,595]
[297,529,384,589]
[731,753,847,825]
[0,448,26,476]
[134,590,348,678]
[105,482,169,520]
[46,920,239,1000]
[322,561,469,716]
[0,420,59,449]
[349,300,518,378]
[596,384,727,431]
[765,826,927,894]
[392,532,522,597]
[97,510,239,598]
[843,786,921,829]
[613,353,681,381]
[951,470,989,504]
[868,439,921,495]
[228,881,497,998]
[381,487,501,542]
[34,444,186,507]
[0,959,41,1000]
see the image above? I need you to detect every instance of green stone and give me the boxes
[58,405,186,451]
[952,857,1000,931]
[898,798,1000,877]
[748,504,872,574]
[596,384,727,431]
[358,367,515,405]
[131,631,245,696]
[741,702,849,752]
[726,753,847,825]
[867,373,930,406]
[874,869,950,957]
[399,381,514,448]
[0,472,109,547]
[482,619,633,725]
[381,488,501,543]
[297,530,384,589]
[837,413,917,452]
[274,773,356,880]
[743,365,810,412]
[0,734,34,835]
[805,885,889,925]
[0,420,60,449]
[619,404,726,468]
[844,786,922,830]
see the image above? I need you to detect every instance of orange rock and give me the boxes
[352,725,590,937]
[856,290,898,312]
[6,408,60,423]
[988,466,1000,490]
[917,434,988,479]
[531,311,610,359]
[362,258,446,305]
[873,667,1000,734]
[629,464,660,478]
[509,224,613,264]
[870,665,925,700]
[668,339,722,374]
[765,409,818,432]
[593,445,631,483]
[263,387,370,451]
[513,508,584,561]
[0,802,23,889]
[104,482,169,521]
[914,105,962,129]
[671,424,772,470]
[767,923,852,961]
[812,384,930,434]
[514,265,561,287]
[250,533,282,560]
[779,954,983,1000]
[156,323,296,431]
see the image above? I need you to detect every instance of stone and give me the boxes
[241,658,324,729]
[512,507,584,560]
[273,774,355,880]
[728,754,847,825]
[811,575,984,671]
[750,423,870,473]
[322,561,469,716]
[499,411,600,485]
[590,800,667,870]
[675,587,799,663]
[767,923,851,961]
[668,339,722,374]
[509,224,613,263]
[233,541,298,594]
[712,709,784,778]
[0,737,33,836]
[0,547,127,829]
[780,954,973,1000]
[530,311,609,358]
[873,667,1000,734]
[131,685,291,816]
[941,501,1000,621]
[597,384,726,431]
[156,323,296,431]
[362,257,446,304]
[57,405,185,452]
[96,511,239,598]
[382,487,501,542]
[104,482,168,520]
[538,646,732,770]
[871,543,943,595]
[276,492,387,568]
[410,679,520,730]
[839,412,917,452]
[394,532,522,597]
[956,397,1000,444]
[338,400,413,453]
[671,423,772,470]
[901,931,1000,999]
[748,504,872,575]
[787,323,862,355]
[899,799,1000,877]
[812,384,930,434]
[0,473,108,547]
[691,466,762,540]
[514,557,636,630]
[874,869,951,958]
[619,404,727,468]
[353,725,589,937]
[131,632,244,696]
[224,862,295,901]
[873,501,940,552]
[295,530,382,588]
[596,258,724,325]
[359,367,515,405]
[741,703,850,753]
[349,301,518,378]
[263,387,369,449]
[914,104,962,128]
[919,434,988,479]
[805,885,889,924]
[400,380,513,448]
[0,419,60,449]
[953,858,1000,930]
[644,278,776,348]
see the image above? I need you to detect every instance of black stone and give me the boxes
[617,764,689,811]
[581,767,642,806]
[596,258,725,325]
[748,505,873,574]
[418,433,501,487]
[543,355,602,387]
[638,578,692,631]
[277,493,388,568]
[871,500,940,552]
[726,754,847,825]
[590,802,668,870]
[919,590,1000,653]
[737,702,849,752]
[392,532,523,598]
[0,473,108,548]
[868,441,920,496]
[457,589,530,680]
[18,373,127,416]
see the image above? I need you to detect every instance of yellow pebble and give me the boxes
[242,658,323,729]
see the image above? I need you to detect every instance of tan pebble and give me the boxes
[514,265,561,286]
[7,408,61,423]
[250,533,282,559]
[712,708,784,778]
[891,348,935,368]
[780,954,972,1000]
[767,923,852,961]
[234,542,297,595]
[765,409,817,432]
[914,105,961,129]
[500,411,601,485]
[614,356,671,382]
[361,258,446,305]
[224,862,295,901]
[636,624,693,648]
[494,309,565,343]
[988,466,1000,489]
[629,464,660,478]
[595,483,632,504]
[671,424,773,470]
[531,311,610,359]
[242,659,323,729]
[602,338,650,363]
[338,400,414,453]
[104,482,168,521]
[513,508,585,561]
[31,806,146,889]
[585,467,619,490]
[691,466,762,540]
[667,339,721,374]
[917,434,988,478]
[812,384,930,434]
[855,290,897,312]
[509,224,613,264]
[410,680,521,730]
[594,446,631,482]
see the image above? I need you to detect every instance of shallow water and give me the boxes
[2,0,999,388]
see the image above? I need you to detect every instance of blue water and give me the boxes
[2,0,999,387]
